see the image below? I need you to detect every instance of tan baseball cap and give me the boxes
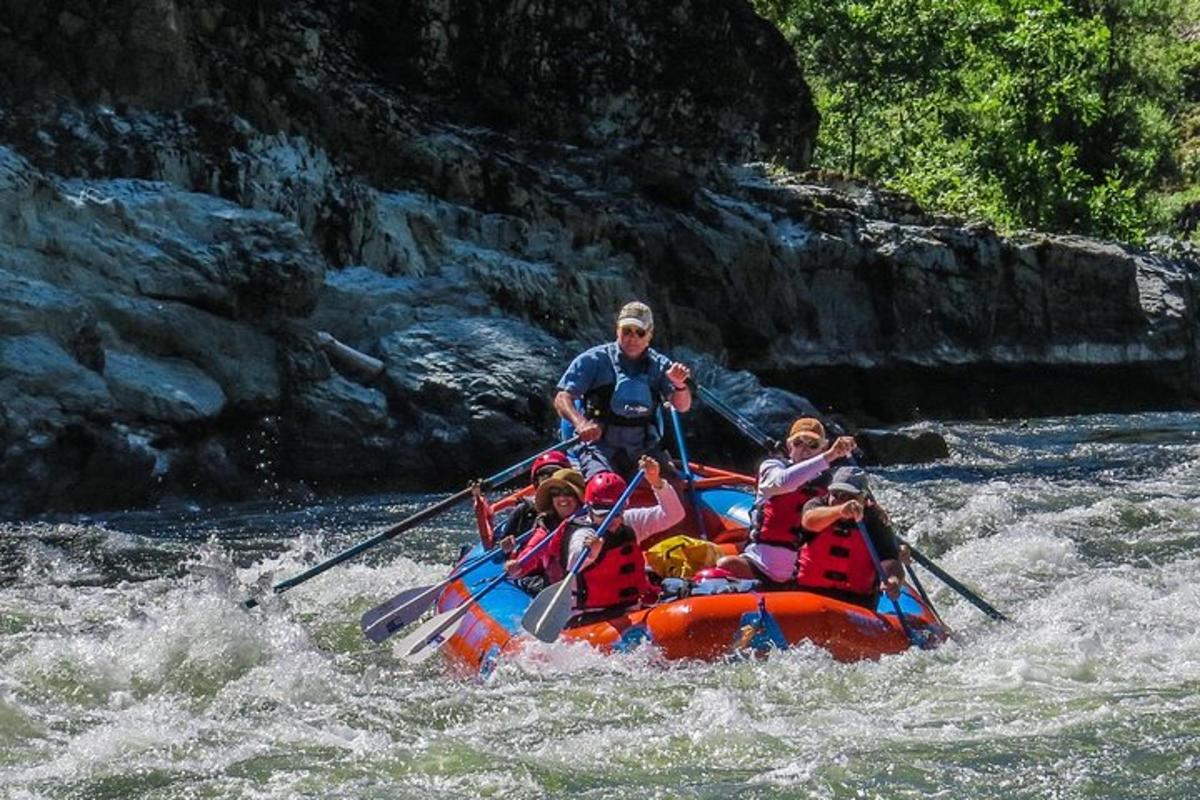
[616,301,654,330]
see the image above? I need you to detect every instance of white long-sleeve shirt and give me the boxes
[742,453,833,583]
[755,454,830,503]
[566,480,685,570]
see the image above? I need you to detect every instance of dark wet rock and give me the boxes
[103,351,227,424]
[854,429,951,467]
[374,317,571,483]
[0,269,104,370]
[91,293,282,410]
[353,1,817,167]
[283,375,393,482]
[0,334,113,419]
[0,1,1197,515]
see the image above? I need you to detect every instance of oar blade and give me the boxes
[521,575,577,643]
[360,583,442,643]
[394,608,465,663]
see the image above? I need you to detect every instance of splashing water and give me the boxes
[2,413,1199,799]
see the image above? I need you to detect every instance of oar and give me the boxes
[695,382,1010,623]
[667,401,709,540]
[690,380,784,455]
[395,514,581,662]
[901,556,950,632]
[522,470,646,643]
[360,528,536,643]
[856,521,916,646]
[242,436,580,608]
[904,545,1009,623]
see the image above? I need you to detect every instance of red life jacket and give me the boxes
[750,462,827,549]
[562,521,651,611]
[794,517,878,596]
[511,513,569,583]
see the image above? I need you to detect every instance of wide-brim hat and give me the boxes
[534,467,586,512]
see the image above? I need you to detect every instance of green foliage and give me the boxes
[752,0,1200,242]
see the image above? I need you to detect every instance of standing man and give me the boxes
[554,300,692,479]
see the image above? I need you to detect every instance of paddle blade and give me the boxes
[520,574,577,643]
[360,584,443,643]
[394,607,466,663]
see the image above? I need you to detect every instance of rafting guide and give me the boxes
[554,301,692,480]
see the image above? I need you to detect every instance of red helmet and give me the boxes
[530,450,571,483]
[585,471,627,508]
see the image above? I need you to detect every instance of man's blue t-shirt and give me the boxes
[557,342,677,402]
[558,342,678,450]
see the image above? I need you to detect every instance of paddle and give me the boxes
[904,546,1008,623]
[522,470,646,643]
[394,513,582,662]
[901,555,950,631]
[360,528,536,643]
[693,381,1010,623]
[666,401,709,539]
[242,435,580,609]
[855,520,916,645]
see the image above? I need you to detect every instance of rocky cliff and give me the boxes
[0,0,1196,514]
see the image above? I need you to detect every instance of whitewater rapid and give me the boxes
[2,413,1198,799]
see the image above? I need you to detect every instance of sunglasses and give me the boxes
[548,487,577,499]
[789,437,823,451]
[619,326,648,338]
[591,506,616,516]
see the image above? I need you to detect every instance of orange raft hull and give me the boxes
[436,555,947,677]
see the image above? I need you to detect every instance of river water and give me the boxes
[1,413,1198,799]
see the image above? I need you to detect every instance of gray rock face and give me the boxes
[0,1,1195,515]
[284,375,393,481]
[103,351,227,424]
[365,0,817,166]
[0,334,113,418]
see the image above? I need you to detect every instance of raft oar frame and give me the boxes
[666,400,709,540]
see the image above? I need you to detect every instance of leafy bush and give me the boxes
[753,0,1200,243]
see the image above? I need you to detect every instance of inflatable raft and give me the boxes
[431,464,949,676]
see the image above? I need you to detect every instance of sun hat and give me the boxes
[534,468,586,512]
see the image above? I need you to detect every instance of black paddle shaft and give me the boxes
[242,436,580,609]
[902,542,1010,622]
[244,487,471,608]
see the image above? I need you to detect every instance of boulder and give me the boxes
[283,375,394,481]
[103,351,227,424]
[92,294,280,410]
[854,429,950,466]
[0,334,112,416]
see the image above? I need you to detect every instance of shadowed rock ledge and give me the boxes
[0,0,1196,514]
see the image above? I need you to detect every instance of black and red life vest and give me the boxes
[749,460,828,550]
[560,520,652,611]
[794,517,878,596]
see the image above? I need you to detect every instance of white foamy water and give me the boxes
[2,413,1199,799]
